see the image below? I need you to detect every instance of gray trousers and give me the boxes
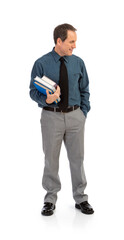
[40,107,88,205]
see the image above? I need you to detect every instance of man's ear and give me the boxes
[57,38,62,46]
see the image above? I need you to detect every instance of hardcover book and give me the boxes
[33,76,60,104]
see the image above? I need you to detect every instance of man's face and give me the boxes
[58,30,77,56]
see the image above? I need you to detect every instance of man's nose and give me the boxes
[73,42,76,48]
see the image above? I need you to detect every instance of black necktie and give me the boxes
[58,57,68,110]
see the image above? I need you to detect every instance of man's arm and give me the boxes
[29,60,60,106]
[79,61,91,117]
[29,60,48,106]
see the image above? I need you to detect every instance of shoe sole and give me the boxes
[41,211,54,216]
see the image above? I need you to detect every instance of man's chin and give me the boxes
[68,51,73,56]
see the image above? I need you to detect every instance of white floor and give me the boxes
[2,187,123,240]
[1,137,124,240]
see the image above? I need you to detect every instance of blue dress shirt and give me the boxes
[29,48,90,117]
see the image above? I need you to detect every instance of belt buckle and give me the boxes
[61,106,74,113]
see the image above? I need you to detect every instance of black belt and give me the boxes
[43,105,79,113]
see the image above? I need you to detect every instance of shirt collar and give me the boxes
[51,47,69,63]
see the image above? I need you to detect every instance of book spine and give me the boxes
[34,81,54,92]
[34,80,56,92]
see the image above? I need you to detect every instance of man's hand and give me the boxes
[46,85,60,104]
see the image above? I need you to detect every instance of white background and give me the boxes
[0,0,124,239]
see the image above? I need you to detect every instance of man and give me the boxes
[29,23,94,216]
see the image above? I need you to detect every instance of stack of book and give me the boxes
[33,76,60,104]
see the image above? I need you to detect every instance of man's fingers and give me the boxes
[46,86,60,104]
[46,90,50,96]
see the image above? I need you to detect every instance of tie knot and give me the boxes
[59,57,64,62]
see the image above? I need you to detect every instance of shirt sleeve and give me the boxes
[79,60,91,117]
[29,60,49,107]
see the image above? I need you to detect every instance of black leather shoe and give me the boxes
[75,201,94,214]
[41,202,55,216]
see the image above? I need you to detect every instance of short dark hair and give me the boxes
[53,23,77,44]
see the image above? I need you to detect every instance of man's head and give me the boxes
[54,23,77,56]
